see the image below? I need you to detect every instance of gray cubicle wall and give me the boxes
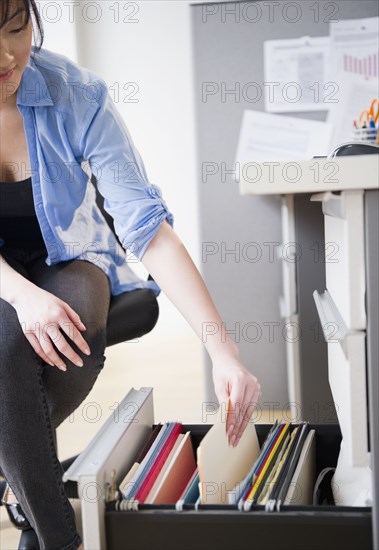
[191,1,379,412]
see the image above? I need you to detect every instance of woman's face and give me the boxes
[0,2,33,108]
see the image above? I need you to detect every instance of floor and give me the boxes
[0,329,287,549]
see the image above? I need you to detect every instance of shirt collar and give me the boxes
[17,51,54,107]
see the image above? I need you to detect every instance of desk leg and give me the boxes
[364,190,379,550]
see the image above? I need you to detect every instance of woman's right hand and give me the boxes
[12,282,91,372]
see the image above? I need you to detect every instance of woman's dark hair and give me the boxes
[0,0,44,57]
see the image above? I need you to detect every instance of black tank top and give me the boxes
[0,177,47,250]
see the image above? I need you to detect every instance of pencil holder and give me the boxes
[353,126,379,144]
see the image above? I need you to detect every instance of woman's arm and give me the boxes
[141,221,261,448]
[75,77,260,443]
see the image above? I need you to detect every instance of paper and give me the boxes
[327,73,379,149]
[119,463,140,498]
[176,468,199,508]
[134,423,182,502]
[258,427,299,505]
[244,424,290,505]
[146,432,196,504]
[284,429,316,505]
[229,422,279,505]
[197,407,260,504]
[275,423,310,504]
[122,422,182,502]
[264,36,331,112]
[330,17,379,80]
[145,434,184,503]
[235,111,333,167]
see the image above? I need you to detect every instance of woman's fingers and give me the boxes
[62,302,87,332]
[38,329,69,371]
[233,385,261,446]
[228,378,261,446]
[43,321,86,368]
[60,314,91,357]
[15,289,91,371]
[62,302,92,356]
[38,301,91,368]
[227,383,248,445]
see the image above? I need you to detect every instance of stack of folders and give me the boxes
[119,422,199,510]
[118,419,315,510]
[229,421,316,510]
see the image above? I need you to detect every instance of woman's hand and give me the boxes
[212,351,261,447]
[12,282,91,371]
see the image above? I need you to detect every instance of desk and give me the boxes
[240,154,379,549]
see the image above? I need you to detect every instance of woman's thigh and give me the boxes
[27,257,112,428]
[0,250,33,385]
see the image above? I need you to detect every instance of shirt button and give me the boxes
[38,203,44,210]
[150,187,157,196]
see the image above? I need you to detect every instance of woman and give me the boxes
[0,1,261,548]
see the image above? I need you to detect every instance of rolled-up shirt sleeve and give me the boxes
[79,77,174,261]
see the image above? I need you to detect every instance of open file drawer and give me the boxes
[63,387,372,550]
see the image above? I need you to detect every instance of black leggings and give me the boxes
[0,246,111,550]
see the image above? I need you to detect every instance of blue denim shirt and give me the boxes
[1,46,174,297]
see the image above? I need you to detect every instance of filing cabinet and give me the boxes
[312,189,375,470]
[64,387,373,550]
[239,154,378,549]
[313,189,378,532]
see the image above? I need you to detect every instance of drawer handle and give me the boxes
[310,192,345,219]
[313,290,357,360]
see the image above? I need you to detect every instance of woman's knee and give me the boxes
[82,320,107,359]
[46,323,108,429]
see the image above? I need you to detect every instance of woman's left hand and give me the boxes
[212,353,261,447]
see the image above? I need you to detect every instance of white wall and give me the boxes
[34,0,78,61]
[74,0,200,335]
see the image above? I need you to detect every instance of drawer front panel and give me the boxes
[105,510,372,550]
[323,190,366,330]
